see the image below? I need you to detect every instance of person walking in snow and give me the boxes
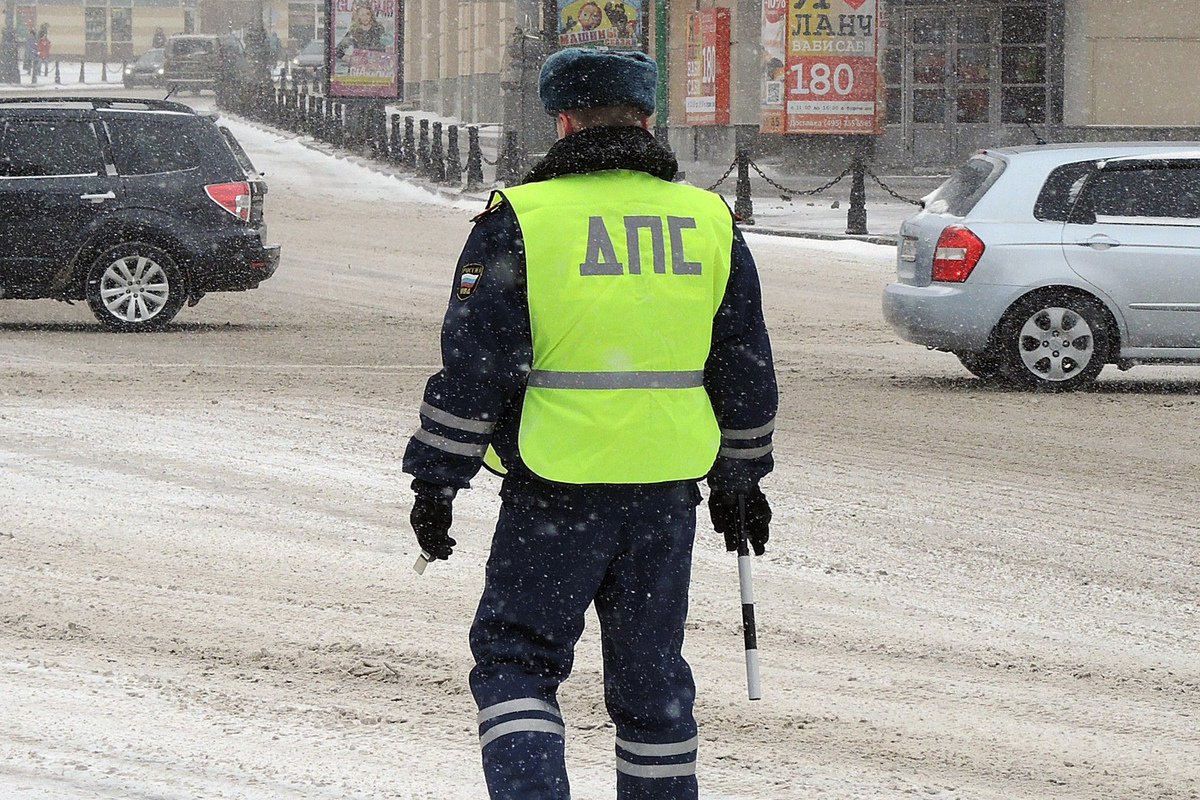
[403,46,776,800]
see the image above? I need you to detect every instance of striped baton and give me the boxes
[736,493,762,700]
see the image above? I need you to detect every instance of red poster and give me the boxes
[684,9,729,126]
[775,0,882,134]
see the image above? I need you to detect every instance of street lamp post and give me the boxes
[1,0,20,85]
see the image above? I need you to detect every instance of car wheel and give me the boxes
[955,350,1004,382]
[996,292,1112,391]
[85,243,186,332]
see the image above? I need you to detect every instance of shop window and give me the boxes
[957,88,989,123]
[957,14,990,44]
[913,50,945,84]
[1002,47,1045,84]
[1002,86,1045,123]
[110,7,133,60]
[288,2,318,46]
[84,7,107,60]
[957,48,989,84]
[886,87,902,124]
[1001,8,1046,44]
[913,17,946,45]
[913,88,944,123]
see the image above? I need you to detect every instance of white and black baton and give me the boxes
[736,494,762,701]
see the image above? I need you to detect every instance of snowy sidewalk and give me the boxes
[0,61,129,91]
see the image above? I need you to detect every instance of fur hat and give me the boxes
[538,48,657,116]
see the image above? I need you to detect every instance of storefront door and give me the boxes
[880,1,1060,172]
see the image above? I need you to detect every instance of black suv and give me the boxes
[0,98,279,330]
[164,34,255,95]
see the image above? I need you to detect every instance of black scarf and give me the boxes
[521,126,678,185]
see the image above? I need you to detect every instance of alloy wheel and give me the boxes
[1017,306,1094,382]
[98,255,172,324]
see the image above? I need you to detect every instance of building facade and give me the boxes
[399,0,1200,173]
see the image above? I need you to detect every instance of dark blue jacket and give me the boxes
[403,127,777,498]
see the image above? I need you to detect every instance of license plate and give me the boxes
[899,235,918,262]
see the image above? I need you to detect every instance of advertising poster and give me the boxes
[327,0,402,99]
[778,0,882,134]
[558,0,642,49]
[760,0,787,132]
[684,9,730,126]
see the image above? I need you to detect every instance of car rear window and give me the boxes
[1034,161,1096,221]
[922,155,1004,216]
[104,115,236,176]
[170,38,214,57]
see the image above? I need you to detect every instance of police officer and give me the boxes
[403,47,776,800]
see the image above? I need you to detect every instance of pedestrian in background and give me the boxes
[24,29,36,75]
[36,25,50,76]
[153,27,167,49]
[403,47,777,800]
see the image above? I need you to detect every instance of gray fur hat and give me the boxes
[538,48,657,116]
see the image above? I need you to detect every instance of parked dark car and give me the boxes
[163,34,254,94]
[0,98,280,330]
[123,48,165,88]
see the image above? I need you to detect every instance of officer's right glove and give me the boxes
[708,486,771,556]
[410,494,456,561]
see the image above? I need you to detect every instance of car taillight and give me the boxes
[931,225,985,282]
[205,181,251,221]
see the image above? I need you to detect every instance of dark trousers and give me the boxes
[470,479,702,800]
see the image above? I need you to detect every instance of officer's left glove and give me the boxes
[410,492,456,561]
[708,486,771,556]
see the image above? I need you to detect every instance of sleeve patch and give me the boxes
[456,263,485,300]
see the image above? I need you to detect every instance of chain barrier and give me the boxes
[865,167,923,206]
[706,159,738,192]
[750,159,854,198]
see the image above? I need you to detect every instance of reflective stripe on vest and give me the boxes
[497,169,733,484]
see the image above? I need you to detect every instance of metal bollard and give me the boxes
[846,154,868,235]
[734,150,754,224]
[430,122,446,183]
[417,119,430,177]
[497,130,521,185]
[446,125,462,184]
[465,126,485,190]
[54,61,60,84]
[403,116,416,169]
[79,61,86,83]
[31,61,37,85]
[101,61,107,82]
[389,113,403,165]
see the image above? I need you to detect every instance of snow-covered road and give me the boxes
[1,100,1198,800]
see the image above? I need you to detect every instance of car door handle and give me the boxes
[80,191,116,203]
[1077,234,1121,250]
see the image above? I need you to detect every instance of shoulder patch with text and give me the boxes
[457,263,485,301]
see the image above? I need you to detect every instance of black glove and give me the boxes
[410,494,456,560]
[708,487,771,556]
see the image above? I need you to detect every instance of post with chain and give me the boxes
[498,130,521,185]
[402,116,416,169]
[846,135,869,235]
[417,118,430,177]
[734,149,754,224]
[466,126,485,190]
[430,121,446,182]
[389,113,402,165]
[100,60,107,82]
[446,125,462,185]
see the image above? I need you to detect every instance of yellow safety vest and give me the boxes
[491,168,733,484]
